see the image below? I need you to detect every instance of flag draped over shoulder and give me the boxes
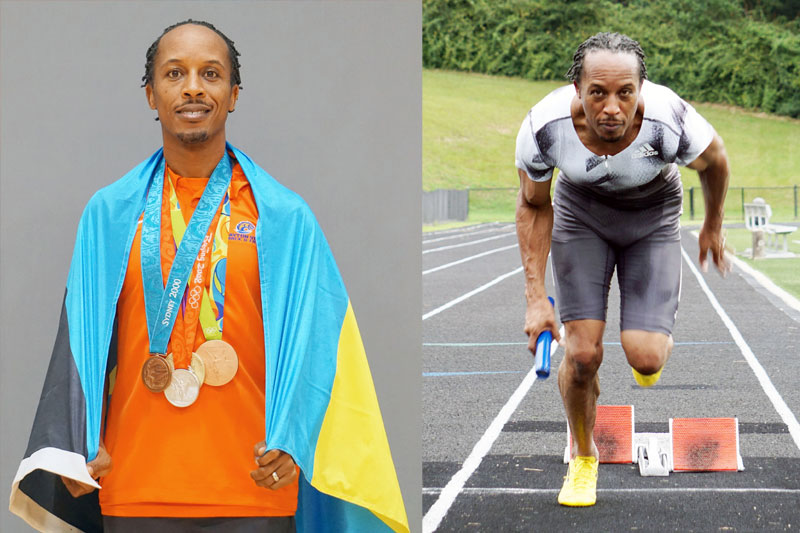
[9,145,409,533]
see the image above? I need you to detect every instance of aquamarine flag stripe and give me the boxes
[66,151,158,461]
[297,474,393,532]
[235,146,346,483]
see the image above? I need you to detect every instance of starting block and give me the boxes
[563,407,744,476]
[564,405,635,464]
[635,432,671,476]
[671,417,744,472]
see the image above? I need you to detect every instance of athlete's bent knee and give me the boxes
[565,343,603,381]
[622,331,671,375]
[625,345,666,375]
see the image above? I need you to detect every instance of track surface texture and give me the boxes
[422,222,800,533]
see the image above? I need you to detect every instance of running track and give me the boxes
[422,222,800,532]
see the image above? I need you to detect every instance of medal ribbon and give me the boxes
[140,153,232,358]
[167,175,230,341]
[168,206,220,369]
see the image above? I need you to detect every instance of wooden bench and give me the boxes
[744,198,796,254]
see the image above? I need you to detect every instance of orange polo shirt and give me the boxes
[99,160,299,517]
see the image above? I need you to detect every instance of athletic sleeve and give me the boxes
[675,102,716,166]
[515,112,555,182]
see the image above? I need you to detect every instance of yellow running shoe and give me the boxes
[632,366,663,387]
[558,456,598,507]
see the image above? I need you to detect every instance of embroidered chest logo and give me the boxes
[235,221,255,234]
[229,220,256,244]
[631,143,659,159]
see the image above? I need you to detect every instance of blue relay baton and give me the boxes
[533,297,555,379]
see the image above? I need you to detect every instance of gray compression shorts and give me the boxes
[550,178,682,334]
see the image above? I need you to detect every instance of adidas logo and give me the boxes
[632,143,659,159]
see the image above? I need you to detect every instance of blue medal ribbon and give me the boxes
[140,153,232,355]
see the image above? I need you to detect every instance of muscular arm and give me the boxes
[515,168,561,352]
[687,133,731,274]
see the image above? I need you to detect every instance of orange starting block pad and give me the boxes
[670,417,744,472]
[564,405,635,464]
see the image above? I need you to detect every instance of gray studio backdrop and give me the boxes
[0,1,421,531]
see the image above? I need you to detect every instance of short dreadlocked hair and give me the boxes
[566,32,647,84]
[141,19,242,88]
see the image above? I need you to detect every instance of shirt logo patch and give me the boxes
[230,220,256,244]
[235,221,255,235]
[632,143,659,159]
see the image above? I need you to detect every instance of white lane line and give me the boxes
[424,342,528,347]
[423,226,513,245]
[422,329,563,533]
[422,267,523,321]
[423,487,800,496]
[423,243,519,275]
[423,222,503,238]
[680,246,800,452]
[423,341,730,347]
[423,232,516,254]
[690,230,800,313]
[423,371,523,377]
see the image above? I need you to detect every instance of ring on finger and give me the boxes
[272,471,280,483]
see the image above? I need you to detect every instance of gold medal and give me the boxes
[164,368,201,408]
[166,352,206,385]
[141,354,171,392]
[196,339,238,386]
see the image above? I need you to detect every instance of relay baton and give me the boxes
[533,296,555,379]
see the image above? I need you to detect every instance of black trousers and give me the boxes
[102,515,295,532]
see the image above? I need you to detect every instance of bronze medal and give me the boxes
[141,354,172,392]
[196,339,239,387]
[164,368,201,408]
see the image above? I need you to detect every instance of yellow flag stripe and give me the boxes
[312,302,409,533]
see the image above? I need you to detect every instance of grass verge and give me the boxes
[722,227,800,300]
[423,68,800,223]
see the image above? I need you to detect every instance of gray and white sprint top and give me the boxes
[515,80,715,203]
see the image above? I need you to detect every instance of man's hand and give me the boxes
[697,223,730,276]
[251,442,298,490]
[688,133,731,276]
[524,296,561,356]
[61,443,112,498]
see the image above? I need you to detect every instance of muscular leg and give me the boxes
[621,330,673,376]
[617,232,680,384]
[559,319,605,459]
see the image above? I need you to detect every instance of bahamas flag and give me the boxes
[9,145,409,533]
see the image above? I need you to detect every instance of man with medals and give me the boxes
[10,19,408,533]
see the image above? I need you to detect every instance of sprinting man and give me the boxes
[514,32,730,507]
